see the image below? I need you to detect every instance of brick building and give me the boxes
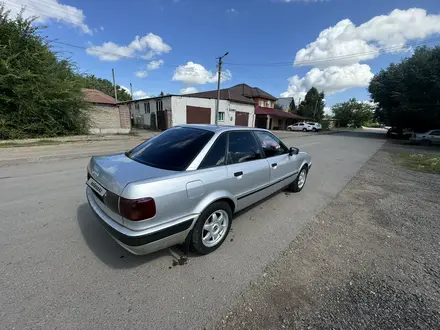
[83,89,131,134]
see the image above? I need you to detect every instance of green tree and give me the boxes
[79,75,132,101]
[297,87,325,120]
[332,98,374,127]
[0,7,89,139]
[274,103,283,110]
[288,98,296,113]
[369,46,440,131]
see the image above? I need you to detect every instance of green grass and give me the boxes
[397,153,440,173]
[0,139,64,148]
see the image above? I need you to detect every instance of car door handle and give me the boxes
[271,163,278,168]
[234,171,243,177]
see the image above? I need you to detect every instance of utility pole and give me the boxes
[215,52,229,126]
[112,68,118,102]
[130,82,133,100]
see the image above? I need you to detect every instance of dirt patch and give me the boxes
[211,144,440,329]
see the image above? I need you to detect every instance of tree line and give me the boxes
[0,7,132,139]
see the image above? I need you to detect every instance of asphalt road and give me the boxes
[0,131,385,329]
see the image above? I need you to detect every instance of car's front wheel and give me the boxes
[288,166,308,192]
[302,128,307,132]
[420,139,431,146]
[287,127,292,131]
[191,201,232,255]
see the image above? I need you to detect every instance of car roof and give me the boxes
[175,124,270,133]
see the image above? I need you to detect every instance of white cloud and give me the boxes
[147,60,164,70]
[133,90,150,99]
[86,33,171,61]
[135,60,164,78]
[5,0,92,34]
[324,106,333,116]
[180,87,199,94]
[100,26,104,31]
[295,8,440,67]
[135,71,148,78]
[283,8,440,101]
[120,85,131,95]
[226,8,238,14]
[280,63,374,99]
[172,62,232,85]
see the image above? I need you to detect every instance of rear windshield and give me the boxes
[126,127,214,171]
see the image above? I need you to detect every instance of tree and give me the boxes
[79,75,132,101]
[274,103,283,110]
[369,46,440,131]
[288,98,296,113]
[332,98,374,127]
[297,87,325,121]
[0,7,89,139]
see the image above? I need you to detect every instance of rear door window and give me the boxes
[255,131,289,158]
[199,133,227,169]
[227,131,262,164]
[127,127,214,171]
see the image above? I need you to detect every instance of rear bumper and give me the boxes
[86,187,196,255]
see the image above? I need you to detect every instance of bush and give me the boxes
[0,7,90,139]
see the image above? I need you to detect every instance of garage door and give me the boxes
[235,111,249,126]
[186,106,211,124]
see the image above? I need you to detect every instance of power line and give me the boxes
[224,37,440,67]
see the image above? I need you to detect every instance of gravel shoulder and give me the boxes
[213,143,440,329]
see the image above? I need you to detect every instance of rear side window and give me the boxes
[199,133,227,169]
[127,127,214,171]
[227,131,262,164]
[429,131,440,136]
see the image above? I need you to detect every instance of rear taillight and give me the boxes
[119,197,156,221]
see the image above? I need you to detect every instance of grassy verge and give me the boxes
[0,139,65,148]
[397,153,440,173]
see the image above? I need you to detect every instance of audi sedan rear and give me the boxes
[86,125,311,255]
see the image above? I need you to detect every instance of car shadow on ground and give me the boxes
[76,203,168,269]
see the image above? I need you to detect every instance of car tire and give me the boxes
[420,139,431,146]
[302,128,307,132]
[288,166,308,193]
[190,201,232,255]
[287,127,292,131]
[312,128,317,132]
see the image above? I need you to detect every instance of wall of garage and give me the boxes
[170,96,255,127]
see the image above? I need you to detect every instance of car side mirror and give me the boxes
[289,147,299,156]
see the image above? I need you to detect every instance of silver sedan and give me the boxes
[86,125,312,255]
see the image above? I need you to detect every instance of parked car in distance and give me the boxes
[287,122,322,132]
[386,127,413,139]
[86,125,312,256]
[410,129,440,146]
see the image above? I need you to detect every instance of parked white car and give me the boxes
[409,129,440,146]
[287,122,322,132]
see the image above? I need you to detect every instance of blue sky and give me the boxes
[6,0,440,108]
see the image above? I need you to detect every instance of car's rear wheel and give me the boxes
[420,139,431,146]
[302,128,307,132]
[312,128,317,132]
[191,201,232,255]
[288,166,308,192]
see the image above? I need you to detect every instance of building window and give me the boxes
[144,102,150,114]
[156,100,163,112]
[218,111,225,121]
[267,101,272,108]
[259,100,264,107]
[135,102,139,110]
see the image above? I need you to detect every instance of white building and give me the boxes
[123,84,269,130]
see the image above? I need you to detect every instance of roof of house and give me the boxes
[184,89,256,105]
[255,106,309,120]
[83,89,116,105]
[229,84,277,101]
